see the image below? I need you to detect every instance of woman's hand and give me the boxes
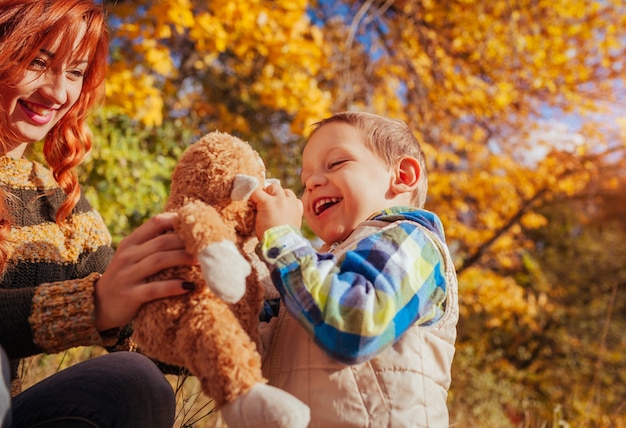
[94,212,196,331]
[250,182,303,240]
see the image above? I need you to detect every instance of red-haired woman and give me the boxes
[0,1,196,426]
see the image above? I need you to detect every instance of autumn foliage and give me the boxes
[77,1,626,426]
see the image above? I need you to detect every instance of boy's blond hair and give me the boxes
[309,111,428,208]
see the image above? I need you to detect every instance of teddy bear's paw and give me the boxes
[220,383,310,428]
[198,240,251,303]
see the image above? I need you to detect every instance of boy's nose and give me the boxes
[304,174,326,191]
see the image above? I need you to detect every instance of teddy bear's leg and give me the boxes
[221,270,311,427]
[220,383,310,428]
[176,294,264,405]
[177,295,309,428]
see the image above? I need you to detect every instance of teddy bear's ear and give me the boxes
[232,174,260,201]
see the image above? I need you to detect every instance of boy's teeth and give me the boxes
[315,197,340,215]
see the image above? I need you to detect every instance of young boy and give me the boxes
[251,111,459,427]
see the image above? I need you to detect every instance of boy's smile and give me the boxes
[312,196,342,216]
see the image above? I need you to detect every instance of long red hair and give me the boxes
[0,0,109,225]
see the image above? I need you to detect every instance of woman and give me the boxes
[0,0,196,426]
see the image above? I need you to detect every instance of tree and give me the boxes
[102,0,332,188]
[81,1,626,425]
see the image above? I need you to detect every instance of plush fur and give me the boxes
[132,131,309,428]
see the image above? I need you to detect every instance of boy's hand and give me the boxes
[250,182,303,240]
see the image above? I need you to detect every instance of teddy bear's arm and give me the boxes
[176,201,251,303]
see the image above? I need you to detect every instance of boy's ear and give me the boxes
[391,156,420,194]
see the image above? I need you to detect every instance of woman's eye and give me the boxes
[29,58,47,70]
[67,69,85,80]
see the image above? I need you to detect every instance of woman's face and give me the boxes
[0,24,88,153]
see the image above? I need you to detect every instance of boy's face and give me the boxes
[301,122,397,244]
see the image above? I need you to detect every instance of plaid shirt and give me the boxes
[258,207,450,365]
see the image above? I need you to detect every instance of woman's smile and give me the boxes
[19,100,56,125]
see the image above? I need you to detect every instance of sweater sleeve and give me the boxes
[0,273,118,359]
[28,273,116,355]
[258,222,447,365]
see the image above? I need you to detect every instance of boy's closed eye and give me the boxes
[327,159,347,170]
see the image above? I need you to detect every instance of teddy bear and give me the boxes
[131,131,310,428]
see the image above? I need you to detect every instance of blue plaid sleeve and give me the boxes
[258,222,447,365]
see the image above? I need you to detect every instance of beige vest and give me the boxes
[261,220,459,427]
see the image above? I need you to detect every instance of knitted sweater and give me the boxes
[0,155,116,361]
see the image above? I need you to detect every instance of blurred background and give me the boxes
[25,1,626,426]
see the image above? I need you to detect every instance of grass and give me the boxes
[167,373,223,428]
